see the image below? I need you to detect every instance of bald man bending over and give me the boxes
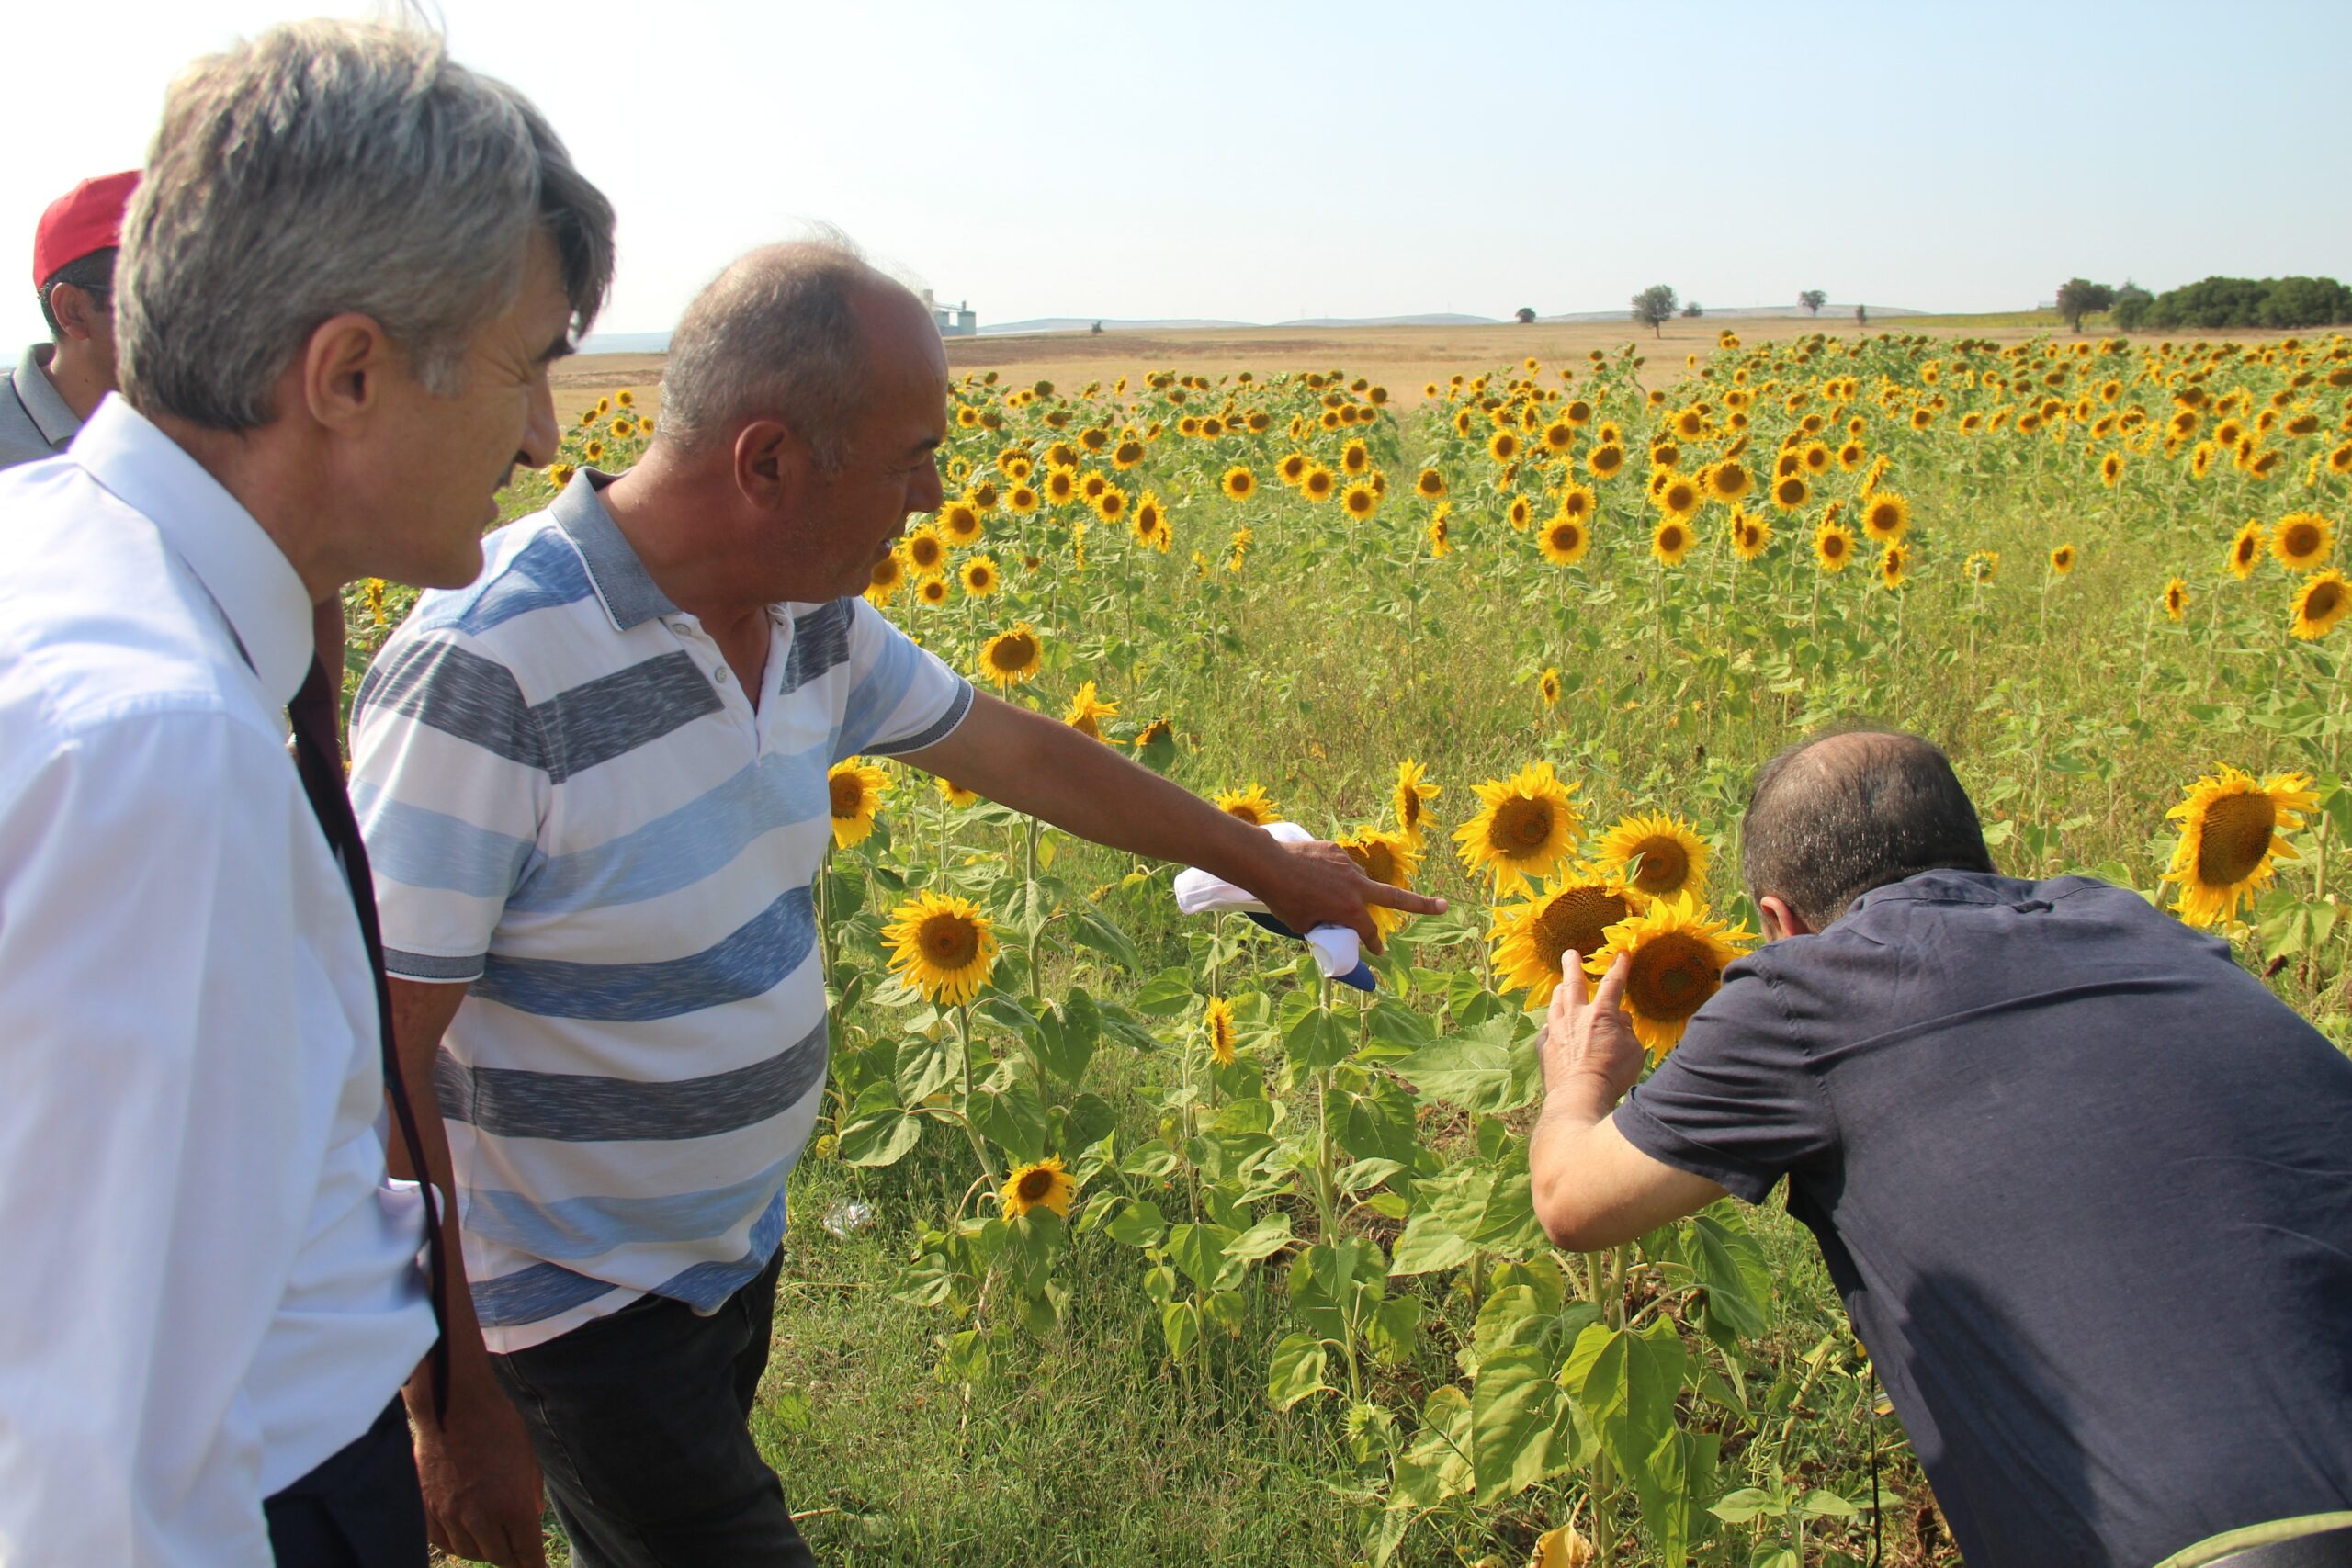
[1530,728,2352,1568]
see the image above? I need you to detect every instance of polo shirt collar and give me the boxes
[551,468,678,631]
[15,342,82,449]
[70,395,314,704]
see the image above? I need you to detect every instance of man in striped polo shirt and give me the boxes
[350,238,1436,1567]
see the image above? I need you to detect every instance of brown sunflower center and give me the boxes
[2194,792,2277,886]
[989,633,1038,671]
[1225,802,1265,825]
[1016,1168,1057,1201]
[2305,581,2346,622]
[919,912,982,969]
[1660,525,1687,552]
[2281,523,2322,558]
[1490,796,1555,853]
[1400,791,1422,829]
[1348,840,1398,885]
[1624,931,1720,1022]
[1627,837,1690,895]
[1531,886,1630,970]
[910,536,943,568]
[829,774,865,818]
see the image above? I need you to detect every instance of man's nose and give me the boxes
[911,459,946,514]
[519,375,560,468]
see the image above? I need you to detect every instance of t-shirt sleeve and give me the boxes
[1613,954,1838,1204]
[349,627,548,983]
[833,596,973,761]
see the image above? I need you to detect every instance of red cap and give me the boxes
[33,170,141,290]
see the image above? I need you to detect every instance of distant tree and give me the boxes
[1681,300,1703,318]
[1090,321,1104,335]
[1799,289,1828,316]
[2110,281,2154,332]
[2054,277,2116,333]
[2148,276,2267,331]
[1515,306,1537,324]
[1855,303,1868,326]
[2258,276,2352,329]
[1630,284,1679,338]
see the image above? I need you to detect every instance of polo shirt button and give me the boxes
[713,666,729,683]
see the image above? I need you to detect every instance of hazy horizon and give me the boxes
[6,0,2347,347]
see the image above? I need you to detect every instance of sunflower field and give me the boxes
[360,328,2351,1567]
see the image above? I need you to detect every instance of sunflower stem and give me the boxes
[956,1004,1001,1193]
[1023,815,1045,1005]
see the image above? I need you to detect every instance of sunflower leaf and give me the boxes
[1393,1016,1536,1114]
[1469,1342,1589,1504]
[1066,904,1143,974]
[968,1079,1049,1164]
[1267,1331,1333,1410]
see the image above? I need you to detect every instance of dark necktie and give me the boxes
[287,657,450,1419]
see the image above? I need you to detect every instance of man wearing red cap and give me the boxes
[1,169,137,469]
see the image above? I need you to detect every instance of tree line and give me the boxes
[2055,275,2351,333]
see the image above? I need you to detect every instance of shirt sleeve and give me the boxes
[833,597,973,761]
[1613,953,1840,1204]
[350,628,548,983]
[0,710,310,1566]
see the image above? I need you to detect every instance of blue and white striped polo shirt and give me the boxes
[349,471,971,1351]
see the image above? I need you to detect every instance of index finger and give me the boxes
[1590,951,1633,1016]
[1362,881,1448,915]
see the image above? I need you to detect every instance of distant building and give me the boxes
[922,288,976,337]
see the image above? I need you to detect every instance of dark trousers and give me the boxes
[488,1248,811,1568]
[264,1397,428,1568]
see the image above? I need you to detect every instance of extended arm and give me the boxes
[385,976,546,1568]
[901,689,1444,950]
[1528,951,1727,1251]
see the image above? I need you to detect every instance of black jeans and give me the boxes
[488,1249,811,1568]
[264,1397,428,1568]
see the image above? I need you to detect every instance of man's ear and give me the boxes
[46,282,103,344]
[299,311,393,433]
[1757,893,1813,942]
[733,418,801,508]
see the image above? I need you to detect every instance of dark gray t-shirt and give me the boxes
[1618,871,2352,1568]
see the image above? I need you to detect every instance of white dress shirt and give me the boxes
[0,400,435,1565]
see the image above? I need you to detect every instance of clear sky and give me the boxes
[6,0,2347,344]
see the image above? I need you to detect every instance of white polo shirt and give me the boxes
[0,399,435,1565]
[350,471,971,1351]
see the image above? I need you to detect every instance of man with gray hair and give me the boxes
[0,21,613,1568]
[350,235,1441,1566]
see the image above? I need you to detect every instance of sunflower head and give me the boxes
[1538,668,1562,708]
[977,623,1044,689]
[2163,577,2189,622]
[941,500,983,544]
[2271,511,2335,572]
[1596,813,1711,900]
[1393,759,1442,843]
[1340,827,1421,938]
[1222,466,1257,502]
[1489,870,1647,1004]
[882,890,1001,1006]
[1652,517,1693,567]
[1588,894,1752,1061]
[1415,468,1448,499]
[2161,765,2318,928]
[1001,1155,1075,1221]
[960,554,1001,597]
[1453,761,1582,897]
[2227,519,2266,580]
[1204,996,1238,1066]
[827,760,892,849]
[1063,679,1120,741]
[2050,544,2077,576]
[936,775,980,807]
[2290,569,2349,640]
[1861,491,1909,542]
[1814,519,1857,572]
[1214,784,1281,827]
[1342,481,1379,520]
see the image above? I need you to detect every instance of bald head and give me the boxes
[1741,727,1995,931]
[655,234,935,467]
